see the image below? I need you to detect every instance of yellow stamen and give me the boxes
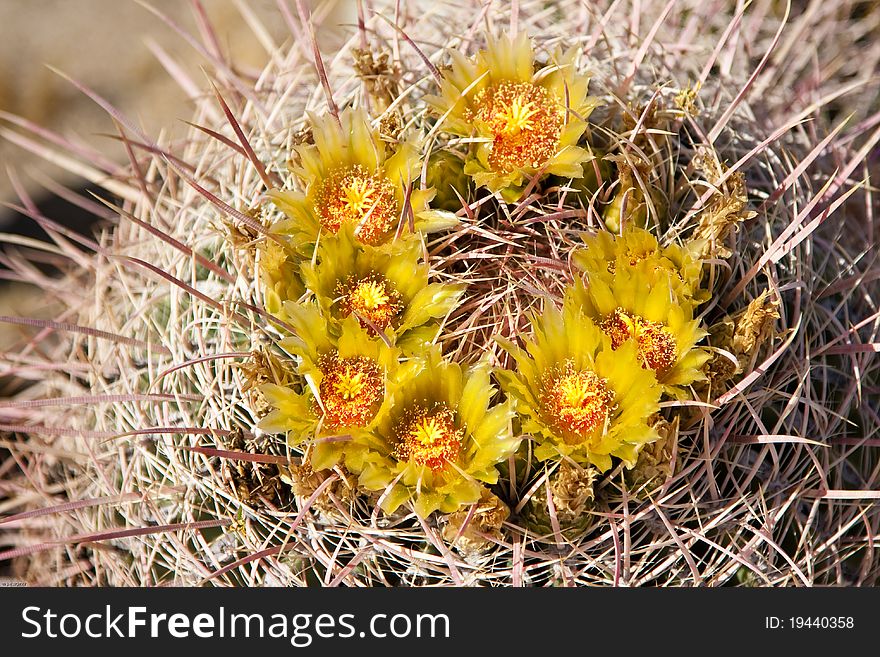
[469,81,564,173]
[343,177,376,215]
[393,405,462,471]
[540,361,615,442]
[497,96,540,135]
[335,272,403,333]
[315,164,398,245]
[599,308,678,373]
[332,371,364,400]
[607,248,655,274]
[316,352,384,429]
[351,280,390,310]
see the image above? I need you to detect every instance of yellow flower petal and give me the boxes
[270,108,431,248]
[429,33,596,197]
[340,350,519,516]
[498,300,661,471]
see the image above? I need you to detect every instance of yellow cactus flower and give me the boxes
[573,226,709,304]
[600,155,666,233]
[426,33,600,200]
[259,311,418,470]
[567,264,711,396]
[497,300,661,471]
[268,108,437,247]
[344,349,520,517]
[424,150,471,212]
[299,226,465,350]
[259,237,306,317]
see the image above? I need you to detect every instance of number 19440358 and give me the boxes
[765,616,854,629]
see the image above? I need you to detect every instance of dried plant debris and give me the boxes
[440,489,510,555]
[281,458,355,518]
[221,429,291,508]
[688,149,757,260]
[674,83,701,118]
[629,415,679,488]
[521,461,598,539]
[706,289,781,386]
[731,290,782,359]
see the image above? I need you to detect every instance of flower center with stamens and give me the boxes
[335,272,403,333]
[393,405,462,471]
[606,248,656,275]
[469,81,564,173]
[540,361,615,443]
[316,352,384,429]
[314,164,398,245]
[599,307,678,373]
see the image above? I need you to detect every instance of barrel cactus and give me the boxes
[2,0,878,587]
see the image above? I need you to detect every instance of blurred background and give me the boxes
[0,0,355,350]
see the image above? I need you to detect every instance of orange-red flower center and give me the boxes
[469,81,564,173]
[314,164,398,245]
[393,405,462,472]
[316,352,384,429]
[335,272,403,333]
[599,307,677,373]
[540,361,615,443]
